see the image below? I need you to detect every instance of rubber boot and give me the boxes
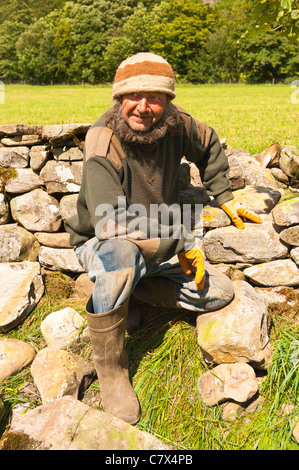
[132,276,182,308]
[85,297,141,425]
[126,296,143,335]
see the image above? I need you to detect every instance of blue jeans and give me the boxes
[75,237,234,314]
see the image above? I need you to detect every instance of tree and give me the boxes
[149,0,217,77]
[102,5,159,80]
[253,0,299,41]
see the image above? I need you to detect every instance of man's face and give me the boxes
[121,92,168,132]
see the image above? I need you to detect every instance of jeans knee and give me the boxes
[94,239,144,273]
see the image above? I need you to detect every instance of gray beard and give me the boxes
[105,100,183,146]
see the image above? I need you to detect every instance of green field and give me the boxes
[0,84,298,154]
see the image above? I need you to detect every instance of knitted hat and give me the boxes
[112,52,176,100]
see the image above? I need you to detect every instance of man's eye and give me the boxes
[148,96,159,103]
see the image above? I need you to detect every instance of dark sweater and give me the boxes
[65,105,233,263]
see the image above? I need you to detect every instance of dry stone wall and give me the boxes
[0,124,298,331]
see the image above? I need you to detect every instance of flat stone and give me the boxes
[59,194,78,220]
[242,162,279,189]
[272,197,299,226]
[0,262,44,332]
[244,259,299,286]
[203,219,288,263]
[4,168,44,194]
[1,135,42,146]
[0,147,29,168]
[38,246,84,273]
[34,231,72,248]
[279,225,299,246]
[271,167,289,184]
[41,124,90,146]
[199,202,231,228]
[0,125,42,137]
[0,338,36,380]
[2,395,170,450]
[53,147,83,161]
[40,160,83,194]
[0,224,40,262]
[10,189,62,232]
[232,185,282,214]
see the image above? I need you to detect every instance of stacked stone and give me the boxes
[0,124,90,273]
[0,124,298,332]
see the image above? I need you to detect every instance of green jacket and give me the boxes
[65,105,233,263]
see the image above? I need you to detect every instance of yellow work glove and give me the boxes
[221,199,262,229]
[178,246,205,290]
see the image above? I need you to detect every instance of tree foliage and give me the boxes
[253,0,299,41]
[0,0,298,84]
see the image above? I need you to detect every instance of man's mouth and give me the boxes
[133,115,152,121]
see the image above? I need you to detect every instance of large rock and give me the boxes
[236,155,279,189]
[38,246,84,272]
[203,219,288,263]
[0,261,44,332]
[232,185,281,214]
[34,231,72,248]
[41,124,90,146]
[59,194,78,221]
[40,160,83,194]
[226,156,246,190]
[30,347,95,404]
[29,145,51,171]
[197,362,258,406]
[0,338,36,380]
[53,147,83,162]
[10,189,62,232]
[244,259,299,286]
[0,124,42,137]
[4,168,44,194]
[272,197,299,226]
[1,135,42,147]
[279,146,299,182]
[196,280,270,365]
[1,395,171,450]
[0,224,40,262]
[0,147,29,168]
[40,307,89,349]
[279,225,299,246]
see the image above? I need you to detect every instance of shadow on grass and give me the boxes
[125,300,197,378]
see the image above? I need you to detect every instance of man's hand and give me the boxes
[178,246,205,290]
[221,199,262,229]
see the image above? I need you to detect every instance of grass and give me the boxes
[0,83,298,154]
[0,272,298,450]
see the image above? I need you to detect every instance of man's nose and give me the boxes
[137,97,149,113]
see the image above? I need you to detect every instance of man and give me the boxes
[65,52,262,425]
